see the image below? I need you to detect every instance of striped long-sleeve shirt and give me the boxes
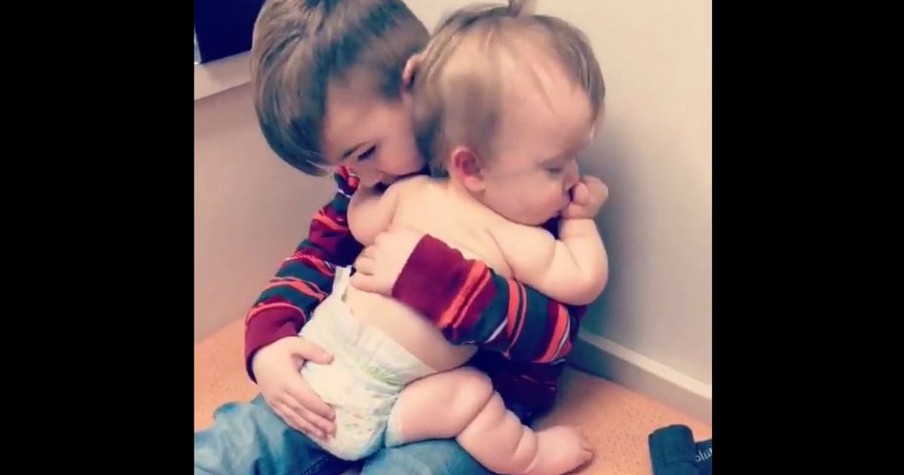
[245,166,588,414]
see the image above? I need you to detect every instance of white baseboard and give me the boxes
[568,331,712,425]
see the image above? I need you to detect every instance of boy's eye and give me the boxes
[546,167,563,175]
[358,146,376,161]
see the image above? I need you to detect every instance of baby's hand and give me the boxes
[561,176,608,219]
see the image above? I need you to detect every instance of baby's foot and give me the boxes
[524,425,594,475]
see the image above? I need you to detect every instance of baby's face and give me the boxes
[478,64,599,226]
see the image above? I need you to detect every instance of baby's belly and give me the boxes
[343,286,477,372]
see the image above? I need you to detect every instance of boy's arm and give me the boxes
[352,222,592,364]
[389,229,593,364]
[353,176,609,364]
[490,218,608,306]
[244,167,363,380]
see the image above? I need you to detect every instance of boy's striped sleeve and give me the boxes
[243,167,364,381]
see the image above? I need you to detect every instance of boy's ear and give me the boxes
[448,146,486,192]
[402,53,424,88]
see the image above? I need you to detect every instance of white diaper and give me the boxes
[299,266,437,461]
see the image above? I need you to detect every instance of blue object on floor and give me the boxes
[694,438,712,475]
[648,424,712,475]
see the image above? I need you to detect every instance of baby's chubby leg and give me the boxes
[386,367,593,475]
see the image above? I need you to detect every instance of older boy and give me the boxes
[194,1,606,474]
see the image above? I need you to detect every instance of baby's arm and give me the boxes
[491,218,608,306]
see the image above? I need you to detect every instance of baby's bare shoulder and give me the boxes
[392,175,434,194]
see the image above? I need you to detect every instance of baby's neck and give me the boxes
[443,176,484,207]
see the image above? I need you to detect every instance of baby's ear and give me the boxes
[402,53,424,88]
[449,146,486,192]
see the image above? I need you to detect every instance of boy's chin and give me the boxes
[380,169,428,189]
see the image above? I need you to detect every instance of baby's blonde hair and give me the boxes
[410,0,605,176]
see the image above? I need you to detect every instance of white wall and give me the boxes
[194,0,712,395]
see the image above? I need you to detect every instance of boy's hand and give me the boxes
[561,176,608,219]
[251,336,336,439]
[350,226,424,296]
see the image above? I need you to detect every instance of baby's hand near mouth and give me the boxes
[561,176,608,219]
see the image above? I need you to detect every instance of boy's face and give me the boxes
[321,73,424,188]
[476,64,598,226]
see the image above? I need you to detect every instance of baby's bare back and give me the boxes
[344,177,512,371]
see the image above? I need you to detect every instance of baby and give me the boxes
[298,1,608,474]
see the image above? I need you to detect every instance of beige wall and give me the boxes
[404,0,713,385]
[194,0,712,388]
[544,0,712,385]
[194,85,335,341]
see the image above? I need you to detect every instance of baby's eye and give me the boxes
[546,166,564,175]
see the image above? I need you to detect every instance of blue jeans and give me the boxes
[195,394,536,475]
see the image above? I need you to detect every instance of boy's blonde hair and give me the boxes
[251,0,429,176]
[410,0,605,176]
